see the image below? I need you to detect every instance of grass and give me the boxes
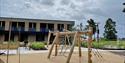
[81,40,125,49]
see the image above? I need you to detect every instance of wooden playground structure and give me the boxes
[47,27,93,63]
[0,22,124,63]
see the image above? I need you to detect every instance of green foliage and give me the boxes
[81,40,125,49]
[67,24,74,31]
[103,18,117,40]
[87,19,97,41]
[30,42,46,50]
[81,42,88,47]
[87,19,96,34]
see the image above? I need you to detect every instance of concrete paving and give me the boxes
[0,47,125,55]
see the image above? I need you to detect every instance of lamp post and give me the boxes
[95,22,100,48]
[123,3,125,12]
[18,26,21,63]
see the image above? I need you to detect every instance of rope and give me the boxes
[60,34,72,56]
[91,42,105,63]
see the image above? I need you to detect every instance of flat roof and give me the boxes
[0,17,75,25]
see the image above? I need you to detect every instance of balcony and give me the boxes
[11,27,25,32]
[19,27,25,32]
[28,28,36,34]
[11,27,18,31]
[0,26,5,31]
[40,28,49,33]
[58,29,63,32]
[29,28,36,32]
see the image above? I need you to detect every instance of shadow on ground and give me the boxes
[0,58,5,63]
[110,51,125,56]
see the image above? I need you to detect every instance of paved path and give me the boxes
[0,47,125,55]
[0,46,125,63]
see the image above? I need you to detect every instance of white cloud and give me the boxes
[0,0,125,38]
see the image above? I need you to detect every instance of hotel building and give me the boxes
[0,17,74,42]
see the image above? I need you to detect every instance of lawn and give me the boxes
[81,40,125,49]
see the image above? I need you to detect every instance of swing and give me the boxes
[59,35,72,56]
[47,27,93,63]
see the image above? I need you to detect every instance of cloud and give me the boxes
[0,0,125,38]
[40,0,55,6]
[60,0,70,5]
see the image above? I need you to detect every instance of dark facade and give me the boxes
[0,17,74,42]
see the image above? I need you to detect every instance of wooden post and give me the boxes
[78,33,82,57]
[18,27,21,63]
[88,27,93,63]
[55,32,59,56]
[7,22,12,63]
[47,30,51,47]
[47,32,59,59]
[66,32,77,63]
[64,33,67,47]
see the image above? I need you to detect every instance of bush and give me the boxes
[81,42,87,47]
[30,42,47,50]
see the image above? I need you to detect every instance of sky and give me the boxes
[0,0,125,38]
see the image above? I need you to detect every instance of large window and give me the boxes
[29,22,36,28]
[40,23,46,28]
[58,24,64,31]
[48,24,54,31]
[12,22,17,27]
[0,21,5,27]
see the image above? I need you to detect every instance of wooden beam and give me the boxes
[78,34,82,57]
[55,32,59,56]
[47,31,51,47]
[7,22,12,63]
[53,31,89,36]
[88,27,93,63]
[47,32,59,59]
[53,32,75,35]
[66,32,77,63]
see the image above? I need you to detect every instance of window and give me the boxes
[0,21,5,27]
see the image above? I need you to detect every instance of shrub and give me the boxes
[30,42,47,50]
[81,42,87,47]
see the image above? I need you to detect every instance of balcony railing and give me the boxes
[0,26,4,30]
[29,28,36,32]
[19,27,25,31]
[11,27,18,31]
[58,29,64,32]
[11,27,24,31]
[40,28,49,32]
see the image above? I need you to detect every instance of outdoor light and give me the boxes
[76,25,80,31]
[123,3,125,12]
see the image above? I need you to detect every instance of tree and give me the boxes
[79,23,83,31]
[103,18,117,40]
[87,19,96,40]
[87,19,96,34]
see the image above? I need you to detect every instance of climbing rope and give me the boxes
[60,35,72,56]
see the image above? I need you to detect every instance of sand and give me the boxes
[0,51,125,63]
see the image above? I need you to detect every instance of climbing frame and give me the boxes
[47,27,93,63]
